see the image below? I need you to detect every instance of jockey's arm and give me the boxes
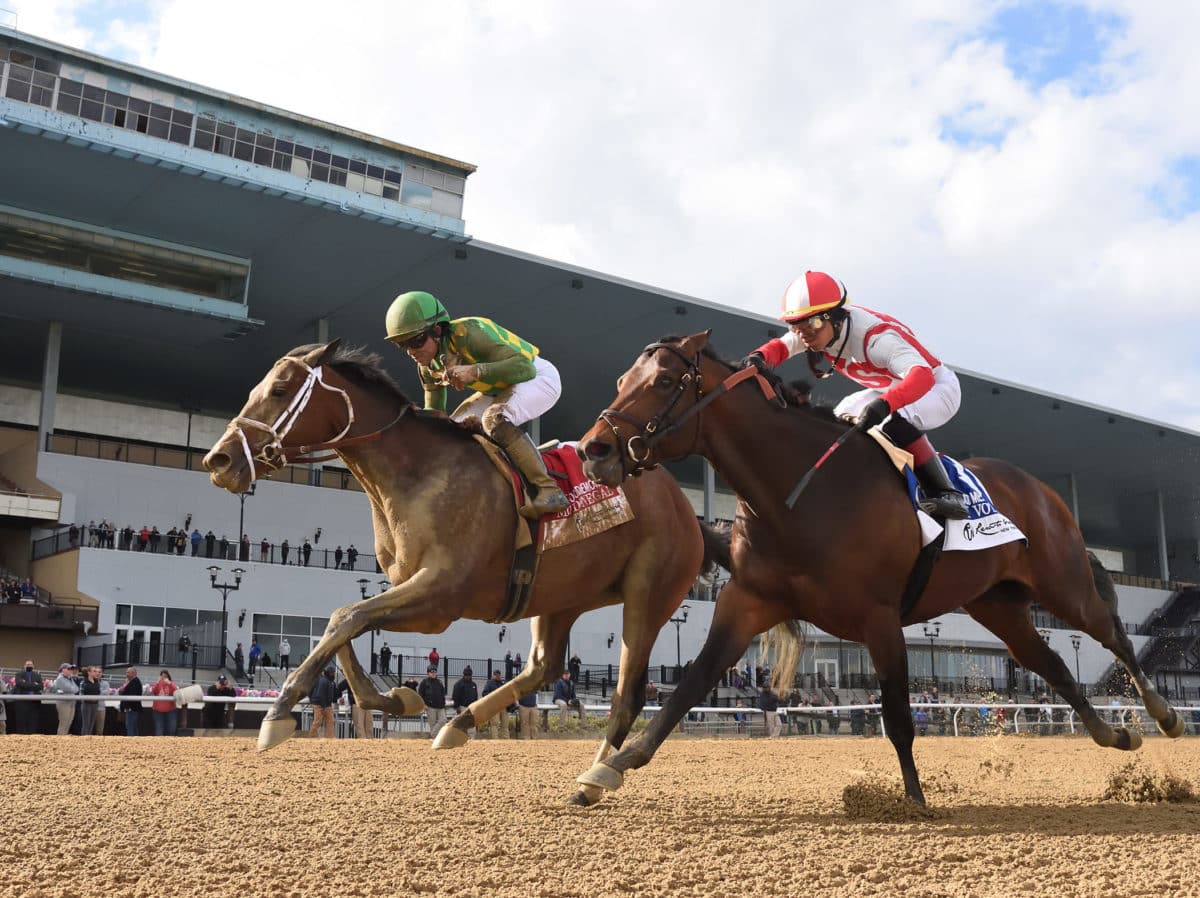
[456,318,537,385]
[865,331,935,412]
[418,370,449,412]
[749,330,804,368]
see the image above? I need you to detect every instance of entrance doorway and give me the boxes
[815,658,838,691]
[114,626,163,666]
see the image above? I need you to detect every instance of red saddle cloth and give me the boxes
[538,445,634,549]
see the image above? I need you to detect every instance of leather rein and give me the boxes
[224,358,408,483]
[594,341,785,476]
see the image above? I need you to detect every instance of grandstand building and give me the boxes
[1,27,1198,700]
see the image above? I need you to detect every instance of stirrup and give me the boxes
[917,491,969,521]
[520,488,569,520]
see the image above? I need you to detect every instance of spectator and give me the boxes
[914,705,929,736]
[278,638,292,674]
[568,653,581,683]
[334,546,344,569]
[205,530,216,558]
[308,667,337,738]
[553,670,585,724]
[92,667,111,735]
[301,538,312,566]
[149,526,161,553]
[177,634,192,667]
[417,666,448,739]
[51,662,80,735]
[20,577,36,601]
[757,684,780,737]
[78,665,103,737]
[481,670,511,740]
[0,676,7,736]
[645,680,659,706]
[428,647,440,668]
[504,651,514,681]
[866,693,882,737]
[218,534,229,559]
[204,675,237,730]
[379,642,392,676]
[239,534,250,563]
[346,544,358,569]
[118,667,143,736]
[248,638,261,676]
[513,652,522,670]
[11,660,41,734]
[259,537,269,563]
[517,687,539,740]
[280,538,290,565]
[452,667,478,715]
[190,528,202,556]
[336,676,368,739]
[149,670,178,736]
[233,643,246,680]
[68,523,79,547]
[175,529,187,556]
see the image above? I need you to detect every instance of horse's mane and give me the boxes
[653,334,841,423]
[288,344,479,440]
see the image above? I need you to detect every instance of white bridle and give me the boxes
[225,361,354,483]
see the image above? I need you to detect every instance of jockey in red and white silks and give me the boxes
[741,270,968,519]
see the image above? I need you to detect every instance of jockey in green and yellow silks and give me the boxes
[385,290,569,519]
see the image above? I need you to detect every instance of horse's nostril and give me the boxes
[204,452,230,473]
[584,440,612,460]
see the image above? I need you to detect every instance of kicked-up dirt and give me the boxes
[1,733,1197,898]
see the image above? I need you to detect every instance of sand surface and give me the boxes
[2,734,1197,898]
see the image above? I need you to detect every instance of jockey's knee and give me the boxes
[882,414,922,447]
[481,405,511,435]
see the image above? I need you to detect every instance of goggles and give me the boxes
[396,329,434,351]
[792,314,827,330]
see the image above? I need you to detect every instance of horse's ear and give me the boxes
[685,329,712,352]
[303,338,342,368]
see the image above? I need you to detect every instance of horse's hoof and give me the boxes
[432,725,470,751]
[386,686,424,716]
[257,717,296,753]
[1115,727,1143,751]
[566,785,603,807]
[576,762,624,792]
[1157,710,1185,739]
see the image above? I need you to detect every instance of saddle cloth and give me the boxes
[867,429,1027,553]
[473,437,634,553]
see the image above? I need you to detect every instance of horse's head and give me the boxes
[579,330,719,486]
[203,339,351,493]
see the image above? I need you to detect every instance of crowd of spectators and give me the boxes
[65,519,363,570]
[2,574,39,604]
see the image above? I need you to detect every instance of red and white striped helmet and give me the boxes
[780,271,848,322]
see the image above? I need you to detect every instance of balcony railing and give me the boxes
[0,599,98,631]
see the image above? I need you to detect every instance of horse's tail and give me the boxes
[1087,550,1120,614]
[698,520,731,577]
[763,619,806,695]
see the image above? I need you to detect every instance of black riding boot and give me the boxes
[915,458,969,520]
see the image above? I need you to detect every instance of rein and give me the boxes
[225,359,409,482]
[595,341,785,475]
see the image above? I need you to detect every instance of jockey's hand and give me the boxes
[445,364,480,390]
[854,397,891,431]
[738,353,769,375]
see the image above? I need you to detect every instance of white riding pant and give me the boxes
[833,365,961,432]
[450,356,561,427]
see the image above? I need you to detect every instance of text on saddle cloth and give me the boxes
[865,429,1027,553]
[472,438,635,553]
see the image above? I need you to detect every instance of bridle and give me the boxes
[224,358,408,483]
[594,341,784,476]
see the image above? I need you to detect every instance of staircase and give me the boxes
[1098,587,1200,694]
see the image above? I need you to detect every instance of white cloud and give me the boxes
[10,0,1200,429]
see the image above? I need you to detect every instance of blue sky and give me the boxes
[983,1,1125,94]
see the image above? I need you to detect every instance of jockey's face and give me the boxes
[402,330,439,366]
[790,316,836,352]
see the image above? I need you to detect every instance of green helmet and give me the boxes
[385,291,450,343]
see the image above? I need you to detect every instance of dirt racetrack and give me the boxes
[2,733,1197,898]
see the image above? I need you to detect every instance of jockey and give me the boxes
[740,271,968,520]
[385,290,569,519]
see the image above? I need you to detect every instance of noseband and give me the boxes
[224,359,406,482]
[595,341,785,476]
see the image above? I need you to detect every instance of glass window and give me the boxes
[105,90,128,108]
[9,50,34,66]
[293,144,312,160]
[235,127,256,143]
[131,605,165,627]
[216,120,236,138]
[102,106,119,125]
[115,604,132,625]
[59,79,83,97]
[330,154,348,170]
[253,145,272,166]
[233,140,254,161]
[165,608,197,629]
[32,70,55,89]
[383,186,399,201]
[367,164,384,180]
[253,613,282,634]
[255,130,273,147]
[275,139,293,154]
[33,56,61,74]
[196,114,216,133]
[310,162,329,181]
[401,180,433,210]
[215,135,235,156]
[147,117,169,139]
[310,618,330,637]
[80,99,103,121]
[328,169,347,187]
[197,610,223,626]
[6,63,31,83]
[29,84,53,107]
[348,159,366,175]
[168,123,190,144]
[384,169,402,184]
[82,84,105,101]
[4,78,30,103]
[172,110,193,127]
[57,94,81,116]
[282,615,309,636]
[312,149,330,164]
[128,97,150,114]
[150,102,172,119]
[271,152,292,171]
[193,130,215,152]
[444,175,466,195]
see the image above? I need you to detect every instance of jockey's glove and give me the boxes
[738,352,769,374]
[854,397,891,431]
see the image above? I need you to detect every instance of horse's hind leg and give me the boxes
[861,612,926,805]
[434,610,577,750]
[965,583,1140,750]
[1086,555,1184,738]
[336,642,423,721]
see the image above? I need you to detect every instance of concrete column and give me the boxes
[316,317,329,344]
[702,460,716,524]
[1067,473,1080,523]
[37,321,62,451]
[529,416,541,445]
[1155,490,1170,582]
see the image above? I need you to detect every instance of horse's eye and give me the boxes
[656,375,673,388]
[271,387,287,398]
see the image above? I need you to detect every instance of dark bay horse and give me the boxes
[203,340,725,803]
[575,331,1184,806]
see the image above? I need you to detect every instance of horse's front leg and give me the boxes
[258,569,442,751]
[433,611,576,749]
[337,642,424,719]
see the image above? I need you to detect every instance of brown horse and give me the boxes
[203,340,725,803]
[575,331,1184,806]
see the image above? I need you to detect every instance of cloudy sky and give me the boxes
[10,1,1200,429]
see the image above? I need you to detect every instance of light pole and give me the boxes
[1037,628,1053,697]
[358,578,374,673]
[1070,633,1082,691]
[207,565,245,666]
[922,620,941,689]
[237,482,256,560]
[669,604,690,676]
